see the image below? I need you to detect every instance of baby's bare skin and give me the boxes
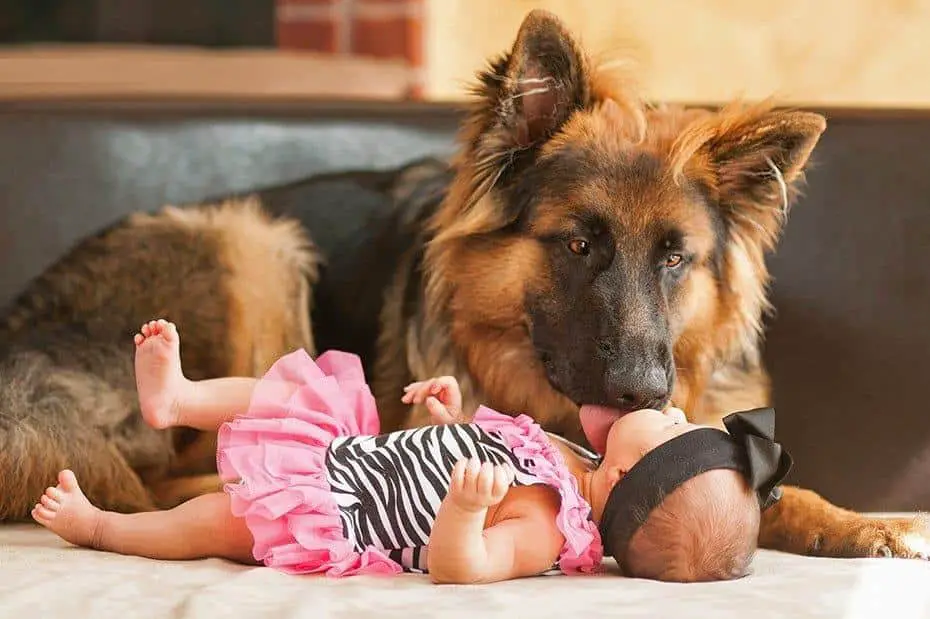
[31,469,104,549]
[133,319,188,429]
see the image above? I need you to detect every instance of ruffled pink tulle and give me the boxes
[473,406,605,574]
[216,348,402,576]
[217,348,602,577]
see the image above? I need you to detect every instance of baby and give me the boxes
[32,320,791,583]
[404,379,790,581]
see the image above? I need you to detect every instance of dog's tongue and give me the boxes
[579,405,624,455]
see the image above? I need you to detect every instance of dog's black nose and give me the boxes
[607,364,670,411]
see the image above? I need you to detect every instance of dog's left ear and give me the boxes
[697,109,827,247]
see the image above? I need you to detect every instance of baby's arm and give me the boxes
[428,459,564,584]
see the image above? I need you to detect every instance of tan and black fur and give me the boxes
[0,9,926,562]
[373,11,929,559]
[0,200,318,517]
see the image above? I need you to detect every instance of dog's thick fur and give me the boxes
[0,200,318,516]
[0,9,927,561]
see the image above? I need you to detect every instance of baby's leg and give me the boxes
[135,319,298,431]
[32,470,256,564]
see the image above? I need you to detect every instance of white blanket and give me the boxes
[2,523,929,618]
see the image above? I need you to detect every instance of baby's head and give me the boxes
[584,407,791,583]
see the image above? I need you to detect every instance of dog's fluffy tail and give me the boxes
[0,336,166,521]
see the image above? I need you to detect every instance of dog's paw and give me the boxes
[808,514,930,560]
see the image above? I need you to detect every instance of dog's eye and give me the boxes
[568,239,590,256]
[665,253,683,269]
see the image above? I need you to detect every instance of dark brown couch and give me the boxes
[1,100,927,513]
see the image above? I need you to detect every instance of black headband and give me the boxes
[597,407,793,561]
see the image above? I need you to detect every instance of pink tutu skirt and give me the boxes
[216,349,403,576]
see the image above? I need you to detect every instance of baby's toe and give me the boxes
[46,486,64,502]
[32,505,55,523]
[40,494,60,510]
[58,470,80,491]
[162,322,178,341]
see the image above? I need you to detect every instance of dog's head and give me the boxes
[425,10,825,448]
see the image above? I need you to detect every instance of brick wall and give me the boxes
[276,0,423,98]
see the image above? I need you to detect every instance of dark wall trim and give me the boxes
[2,98,930,123]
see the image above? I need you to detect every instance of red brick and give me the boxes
[277,19,338,52]
[350,15,421,65]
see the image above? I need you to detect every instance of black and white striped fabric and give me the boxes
[323,423,538,573]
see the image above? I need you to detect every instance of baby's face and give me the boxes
[587,407,706,520]
[605,408,703,472]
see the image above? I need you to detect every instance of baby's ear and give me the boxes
[605,463,626,486]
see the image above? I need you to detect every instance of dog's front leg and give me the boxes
[759,485,929,559]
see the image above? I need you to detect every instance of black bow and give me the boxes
[722,407,793,510]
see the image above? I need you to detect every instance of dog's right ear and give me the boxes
[474,10,592,151]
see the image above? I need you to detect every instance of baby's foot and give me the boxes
[134,319,190,429]
[32,470,106,549]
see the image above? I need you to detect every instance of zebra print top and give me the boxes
[323,422,541,573]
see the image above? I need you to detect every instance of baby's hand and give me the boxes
[447,458,513,513]
[401,376,462,424]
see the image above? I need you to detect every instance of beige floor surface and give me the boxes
[2,523,929,619]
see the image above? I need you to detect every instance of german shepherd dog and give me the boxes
[0,10,927,561]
